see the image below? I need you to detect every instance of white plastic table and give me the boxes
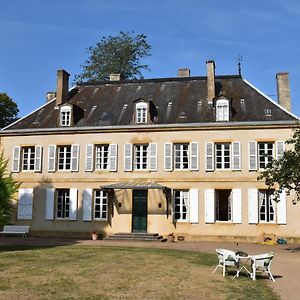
[233,255,253,279]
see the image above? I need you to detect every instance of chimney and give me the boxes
[46,92,56,103]
[206,60,215,104]
[276,72,291,111]
[177,68,190,78]
[56,69,70,106]
[109,74,121,81]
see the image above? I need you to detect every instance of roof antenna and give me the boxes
[237,55,243,76]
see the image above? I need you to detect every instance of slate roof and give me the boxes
[4,75,298,130]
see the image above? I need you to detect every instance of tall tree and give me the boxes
[0,93,19,128]
[258,129,300,203]
[0,152,20,227]
[75,31,151,83]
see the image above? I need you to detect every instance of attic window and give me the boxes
[136,102,147,124]
[264,109,272,116]
[60,106,71,126]
[216,99,229,122]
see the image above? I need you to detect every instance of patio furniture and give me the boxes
[0,225,30,237]
[232,254,253,279]
[213,249,240,277]
[251,252,275,282]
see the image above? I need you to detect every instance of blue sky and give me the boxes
[1,0,300,117]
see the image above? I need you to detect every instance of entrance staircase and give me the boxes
[105,232,163,241]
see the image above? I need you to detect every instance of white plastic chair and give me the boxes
[251,252,275,282]
[213,249,240,277]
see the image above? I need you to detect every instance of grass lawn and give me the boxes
[0,245,278,300]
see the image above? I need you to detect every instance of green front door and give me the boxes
[132,190,148,232]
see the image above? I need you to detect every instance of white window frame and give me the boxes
[216,99,229,122]
[173,190,189,222]
[58,145,72,171]
[95,144,109,170]
[215,143,231,170]
[174,143,189,170]
[93,190,108,221]
[56,189,70,219]
[134,144,148,170]
[60,106,71,126]
[135,102,147,124]
[258,142,274,169]
[215,189,232,222]
[258,190,276,223]
[22,146,35,171]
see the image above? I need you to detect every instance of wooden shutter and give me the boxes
[164,143,173,171]
[248,188,258,224]
[232,188,242,223]
[85,144,94,172]
[69,188,78,220]
[205,189,215,223]
[109,144,118,171]
[71,144,80,172]
[45,188,55,220]
[48,145,56,172]
[149,143,157,171]
[205,142,214,171]
[34,145,43,172]
[12,146,20,172]
[189,189,199,223]
[232,142,241,171]
[17,188,33,220]
[276,141,285,160]
[277,190,287,224]
[249,141,257,171]
[83,189,92,221]
[124,143,132,171]
[189,142,199,171]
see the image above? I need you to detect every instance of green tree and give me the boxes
[0,152,20,226]
[0,93,19,128]
[258,128,300,203]
[75,31,151,83]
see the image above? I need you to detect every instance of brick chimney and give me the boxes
[56,70,70,106]
[109,74,121,81]
[276,72,291,111]
[206,60,215,104]
[177,68,190,78]
[46,92,56,103]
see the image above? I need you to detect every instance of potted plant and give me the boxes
[167,233,175,242]
[91,231,98,241]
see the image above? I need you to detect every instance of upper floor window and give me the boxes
[58,145,72,170]
[22,146,35,171]
[95,145,109,170]
[135,102,147,124]
[258,142,274,169]
[215,143,231,169]
[60,106,71,126]
[216,99,229,122]
[174,144,189,170]
[134,144,148,170]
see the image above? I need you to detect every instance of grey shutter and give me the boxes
[109,144,118,171]
[48,145,56,172]
[124,143,132,171]
[205,142,214,171]
[12,146,20,172]
[277,190,287,224]
[71,144,80,172]
[34,145,43,172]
[69,188,78,220]
[248,188,258,224]
[189,189,199,223]
[46,188,55,220]
[232,142,241,171]
[164,143,173,171]
[83,189,92,221]
[85,144,94,172]
[149,143,157,171]
[189,142,199,171]
[249,141,257,171]
[17,188,33,220]
[232,189,242,223]
[205,189,215,223]
[276,141,285,160]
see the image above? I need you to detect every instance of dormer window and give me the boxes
[216,99,229,122]
[135,102,147,124]
[60,106,71,126]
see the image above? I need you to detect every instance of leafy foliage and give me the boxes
[258,129,300,203]
[0,152,20,226]
[0,93,19,128]
[75,31,151,83]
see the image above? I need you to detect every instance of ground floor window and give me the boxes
[259,190,276,223]
[56,189,70,219]
[174,190,189,221]
[94,190,108,220]
[215,189,232,221]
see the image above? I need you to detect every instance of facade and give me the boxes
[1,61,300,242]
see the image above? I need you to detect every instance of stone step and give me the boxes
[105,232,163,241]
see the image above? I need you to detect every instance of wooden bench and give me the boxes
[0,225,30,237]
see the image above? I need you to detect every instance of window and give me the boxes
[56,189,70,219]
[215,143,231,169]
[258,142,274,169]
[215,189,232,221]
[95,145,109,170]
[134,144,148,170]
[94,190,108,220]
[135,102,147,124]
[216,99,229,122]
[58,145,71,170]
[60,106,71,126]
[174,144,189,170]
[22,146,35,171]
[174,190,189,221]
[259,190,276,223]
